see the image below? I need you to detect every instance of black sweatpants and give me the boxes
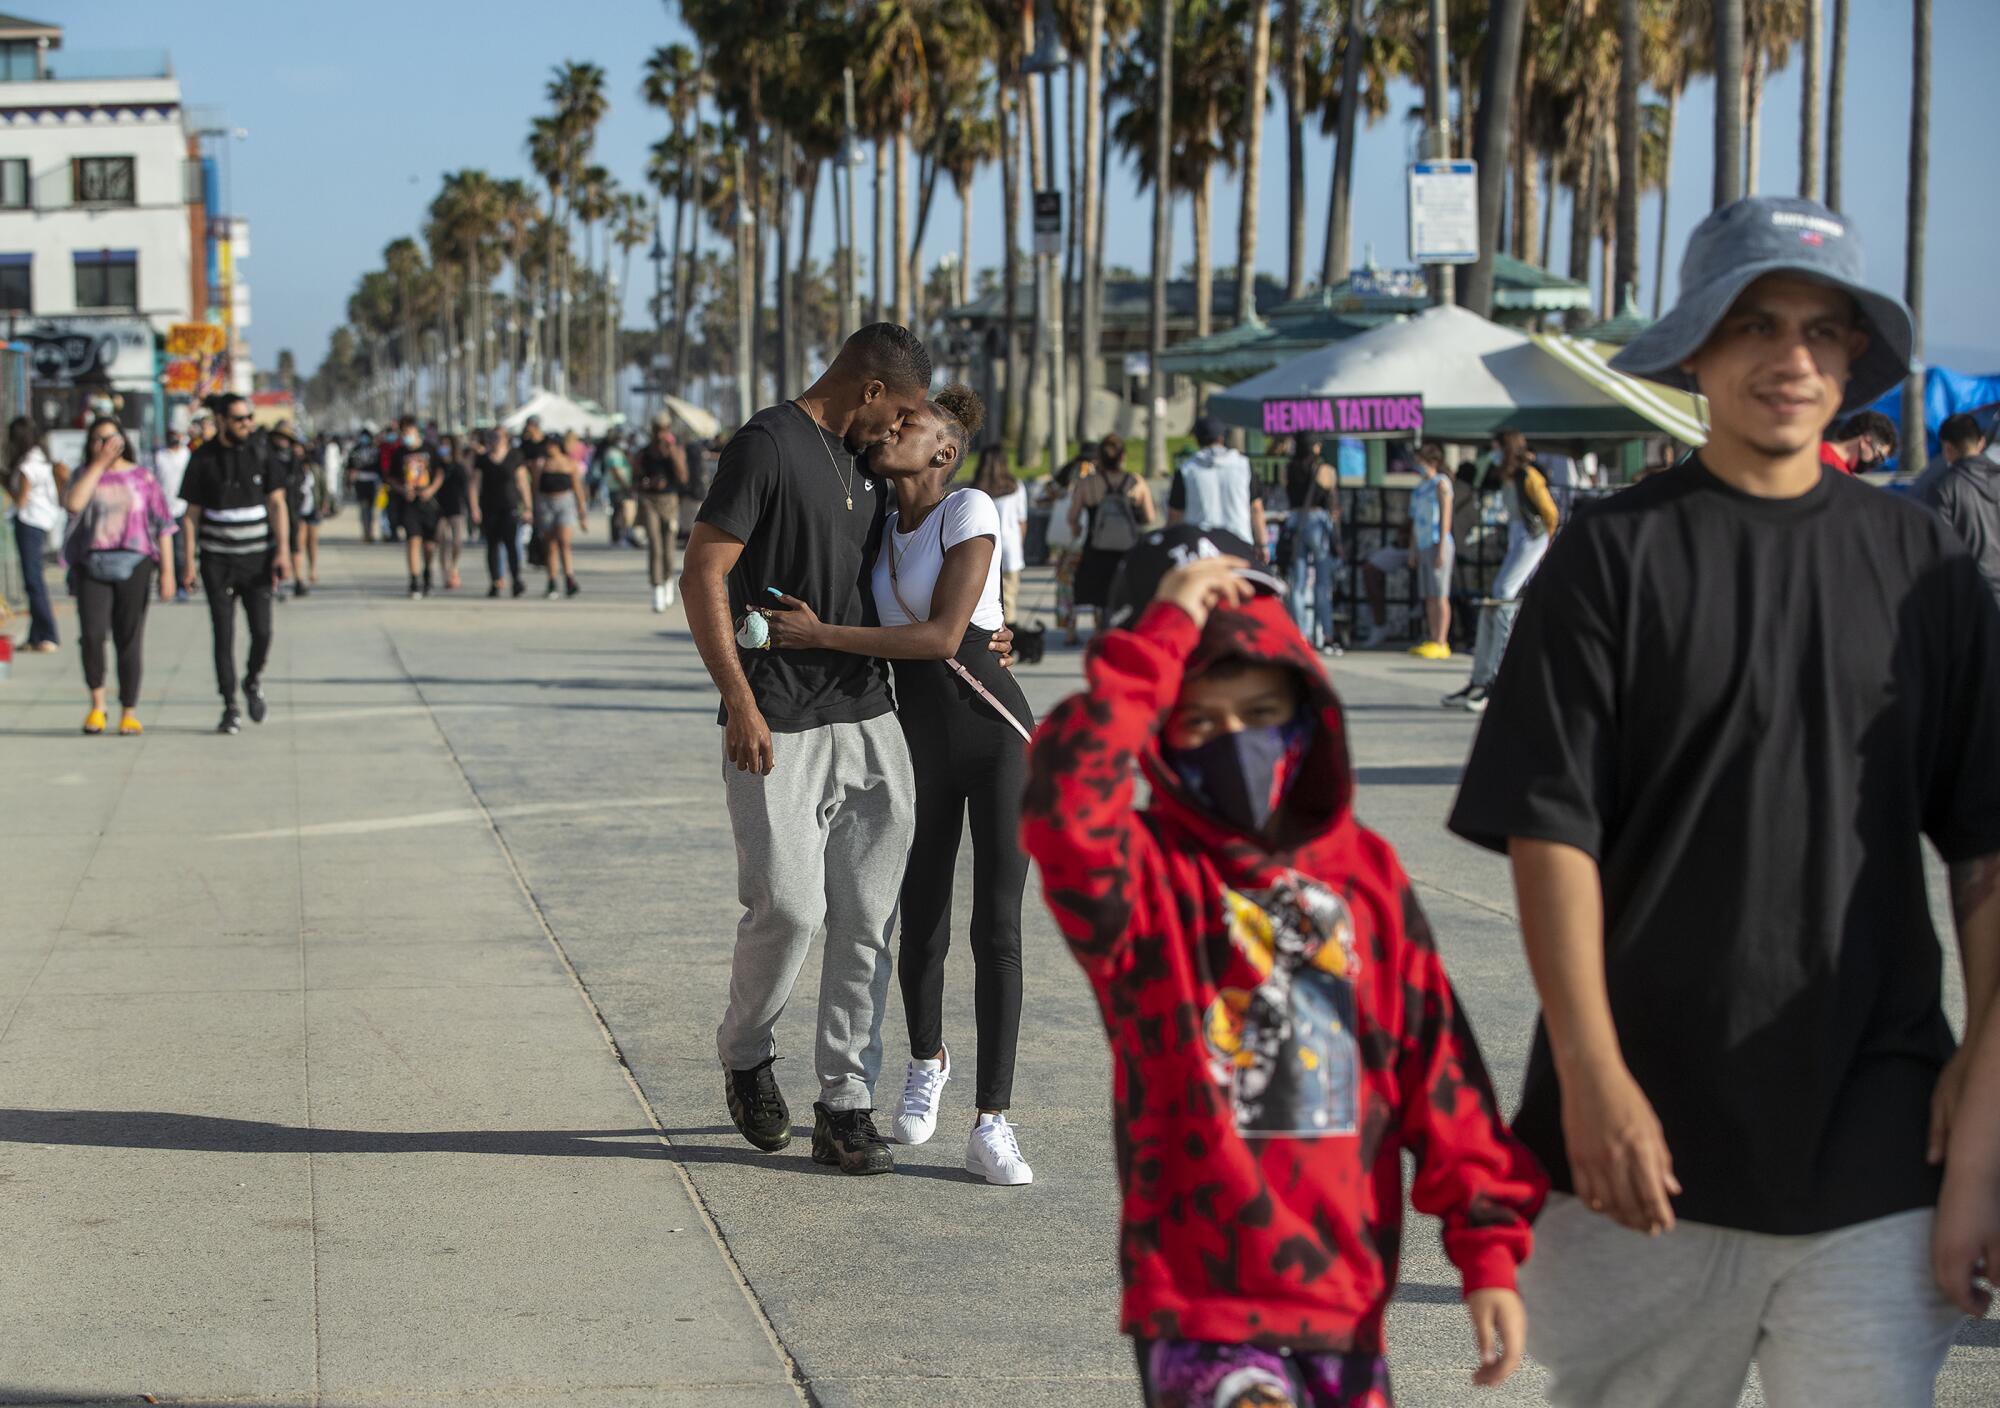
[200,552,274,702]
[77,561,156,708]
[484,509,522,584]
[891,648,1034,1111]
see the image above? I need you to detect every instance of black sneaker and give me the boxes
[564,575,580,598]
[1460,686,1490,714]
[1441,683,1478,709]
[217,706,242,735]
[545,580,559,599]
[244,679,267,724]
[811,1102,894,1176]
[487,582,501,599]
[511,579,526,598]
[409,574,422,599]
[725,1057,792,1152]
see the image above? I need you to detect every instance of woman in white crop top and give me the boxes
[766,385,1037,1187]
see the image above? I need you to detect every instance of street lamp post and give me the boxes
[1025,5,1067,475]
[649,201,668,423]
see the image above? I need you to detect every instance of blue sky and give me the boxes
[59,0,2000,376]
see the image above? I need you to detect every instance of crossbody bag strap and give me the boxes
[885,501,1034,746]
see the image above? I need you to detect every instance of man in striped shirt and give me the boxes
[182,395,291,735]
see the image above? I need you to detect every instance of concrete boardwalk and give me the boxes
[1,522,1994,1406]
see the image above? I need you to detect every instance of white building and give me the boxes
[0,13,238,439]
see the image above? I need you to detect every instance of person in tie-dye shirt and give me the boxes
[62,416,174,736]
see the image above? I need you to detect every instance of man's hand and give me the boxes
[725,701,775,775]
[1561,1063,1681,1235]
[1931,1045,1972,1165]
[1466,1288,1526,1387]
[765,595,823,650]
[271,553,291,585]
[1156,556,1256,632]
[1934,1149,1999,1318]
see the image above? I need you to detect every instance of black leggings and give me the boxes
[892,651,1034,1111]
[200,552,274,702]
[77,561,155,708]
[484,511,522,583]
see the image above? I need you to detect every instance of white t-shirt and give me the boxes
[873,489,1004,632]
[992,484,1028,572]
[12,446,62,531]
[152,445,191,517]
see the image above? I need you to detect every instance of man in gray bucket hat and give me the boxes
[1447,194,2000,1406]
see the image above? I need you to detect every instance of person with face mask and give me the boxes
[1022,525,1545,1403]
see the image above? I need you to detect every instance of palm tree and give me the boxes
[935,84,1002,309]
[570,165,614,402]
[858,1,930,329]
[547,61,610,394]
[1463,0,1529,316]
[642,42,701,387]
[1147,0,1173,481]
[1322,0,1404,290]
[526,113,567,387]
[1642,0,1707,315]
[1743,0,1803,195]
[1903,0,1929,476]
[1280,0,1307,296]
[383,236,427,411]
[1825,0,1845,208]
[1799,0,1821,199]
[1235,0,1272,326]
[1613,0,1641,315]
[612,192,653,408]
[1057,0,1138,441]
[1713,0,1744,205]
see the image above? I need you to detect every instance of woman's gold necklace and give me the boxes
[796,400,855,510]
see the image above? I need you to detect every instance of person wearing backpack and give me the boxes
[1067,432,1155,642]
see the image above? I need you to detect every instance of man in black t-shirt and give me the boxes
[181,394,291,735]
[684,323,934,1175]
[634,414,689,612]
[472,428,531,598]
[1449,197,2000,1405]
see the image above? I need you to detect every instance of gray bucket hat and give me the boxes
[1610,195,1913,414]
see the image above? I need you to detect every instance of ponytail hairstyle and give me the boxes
[1096,432,1126,472]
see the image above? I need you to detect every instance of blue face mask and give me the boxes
[1165,710,1314,835]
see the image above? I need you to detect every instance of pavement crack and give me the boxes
[375,622,815,1408]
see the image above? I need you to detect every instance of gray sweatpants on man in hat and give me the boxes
[1521,1194,1964,1407]
[715,714,915,1111]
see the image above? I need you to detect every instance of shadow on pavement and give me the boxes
[1354,765,1466,787]
[0,1393,309,1407]
[0,1109,667,1159]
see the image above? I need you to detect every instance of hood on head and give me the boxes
[1142,593,1356,854]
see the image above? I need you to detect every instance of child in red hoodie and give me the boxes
[1024,526,1547,1407]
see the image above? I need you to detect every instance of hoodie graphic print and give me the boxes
[1023,596,1545,1353]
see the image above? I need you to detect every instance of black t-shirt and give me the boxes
[181,438,279,555]
[476,450,524,514]
[694,402,893,732]
[1449,458,2000,1234]
[635,441,687,494]
[434,458,469,515]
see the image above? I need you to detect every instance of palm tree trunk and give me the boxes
[872,137,888,322]
[1800,0,1823,200]
[1653,87,1677,318]
[1568,155,1593,286]
[1078,0,1106,443]
[957,177,972,308]
[675,124,702,395]
[1903,0,1929,476]
[1465,0,1528,316]
[1147,0,1175,483]
[893,121,911,326]
[1745,47,1766,196]
[1282,0,1306,297]
[776,128,795,398]
[1826,0,1847,209]
[1455,54,1475,159]
[1613,0,1641,314]
[1713,0,1745,207]
[908,148,940,326]
[1235,0,1271,326]
[1193,166,1213,342]
[1018,62,1046,465]
[1064,58,1081,337]
[1539,153,1556,270]
[1322,0,1365,289]
[797,158,820,381]
[1000,87,1023,448]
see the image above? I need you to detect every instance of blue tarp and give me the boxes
[1867,366,2000,470]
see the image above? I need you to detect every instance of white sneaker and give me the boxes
[652,583,668,613]
[663,580,676,608]
[891,1049,950,1144]
[966,1113,1033,1186]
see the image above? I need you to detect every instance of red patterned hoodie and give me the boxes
[1023,596,1545,1352]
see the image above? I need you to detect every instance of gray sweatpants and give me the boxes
[1522,1194,1964,1407]
[715,713,916,1111]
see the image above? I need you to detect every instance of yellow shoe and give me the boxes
[119,714,143,736]
[1416,640,1453,660]
[82,708,106,735]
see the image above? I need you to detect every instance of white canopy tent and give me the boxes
[500,389,615,439]
[659,393,720,440]
[1207,303,1706,443]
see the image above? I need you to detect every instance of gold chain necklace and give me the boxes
[795,400,855,510]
